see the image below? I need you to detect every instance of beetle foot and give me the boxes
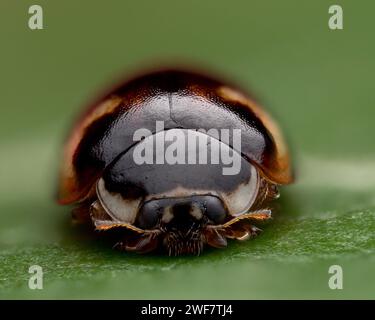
[204,228,228,248]
[114,232,160,254]
[222,223,261,241]
[205,209,271,243]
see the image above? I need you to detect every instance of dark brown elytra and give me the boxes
[57,68,294,255]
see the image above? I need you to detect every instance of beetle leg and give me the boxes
[89,200,146,233]
[122,232,160,253]
[220,224,262,241]
[113,230,162,254]
[203,227,227,248]
[89,200,162,253]
[224,209,272,226]
[207,209,271,241]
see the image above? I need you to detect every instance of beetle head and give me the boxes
[136,195,227,255]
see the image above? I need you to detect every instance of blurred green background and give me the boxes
[0,0,374,299]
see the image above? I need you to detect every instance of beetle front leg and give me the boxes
[206,209,272,242]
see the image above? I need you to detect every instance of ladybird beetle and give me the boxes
[57,69,293,255]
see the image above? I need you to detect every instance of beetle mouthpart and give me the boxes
[161,204,206,256]
[163,232,204,256]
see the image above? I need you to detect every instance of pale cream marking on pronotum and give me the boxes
[96,178,141,224]
[161,206,174,223]
[144,186,221,202]
[189,203,203,220]
[90,200,112,221]
[221,165,259,216]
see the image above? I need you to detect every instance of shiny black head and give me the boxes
[135,195,228,255]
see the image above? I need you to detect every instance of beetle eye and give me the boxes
[96,178,141,224]
[136,201,163,229]
[201,196,227,224]
[220,164,259,216]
